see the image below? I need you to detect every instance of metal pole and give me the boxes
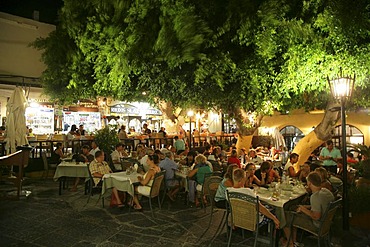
[341,98,349,230]
[189,118,192,149]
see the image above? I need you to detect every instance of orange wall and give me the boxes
[262,109,370,146]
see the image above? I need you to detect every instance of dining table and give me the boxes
[101,171,141,198]
[255,181,307,228]
[53,161,90,195]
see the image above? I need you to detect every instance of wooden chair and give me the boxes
[227,191,274,247]
[134,170,166,217]
[289,198,342,247]
[41,152,58,179]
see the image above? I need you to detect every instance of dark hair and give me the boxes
[260,161,271,172]
[187,151,197,157]
[56,142,63,149]
[95,150,104,158]
[326,140,333,146]
[290,153,299,160]
[115,143,123,149]
[174,136,179,139]
[148,154,160,164]
[245,163,255,171]
[71,124,78,132]
[82,145,90,150]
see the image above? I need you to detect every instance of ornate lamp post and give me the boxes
[187,110,194,149]
[327,71,355,230]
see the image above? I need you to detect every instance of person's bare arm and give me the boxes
[297,205,320,220]
[187,168,198,178]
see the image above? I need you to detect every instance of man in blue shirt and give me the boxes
[159,149,180,201]
[174,136,186,155]
[319,140,342,174]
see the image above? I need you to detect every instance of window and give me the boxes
[280,125,305,151]
[332,124,364,148]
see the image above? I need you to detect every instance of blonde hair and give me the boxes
[195,154,207,164]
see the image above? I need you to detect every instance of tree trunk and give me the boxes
[236,135,254,155]
[156,100,181,135]
[292,102,340,169]
[233,107,263,155]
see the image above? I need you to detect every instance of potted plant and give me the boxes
[93,126,119,155]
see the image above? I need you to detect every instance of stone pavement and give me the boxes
[0,177,369,247]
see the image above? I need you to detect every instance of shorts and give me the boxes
[286,211,318,232]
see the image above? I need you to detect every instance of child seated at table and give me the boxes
[227,168,280,229]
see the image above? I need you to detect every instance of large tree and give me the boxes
[33,0,370,159]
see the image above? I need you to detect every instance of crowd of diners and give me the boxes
[50,127,367,246]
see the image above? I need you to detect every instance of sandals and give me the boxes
[133,205,143,212]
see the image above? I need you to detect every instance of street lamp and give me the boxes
[327,71,355,231]
[187,110,194,148]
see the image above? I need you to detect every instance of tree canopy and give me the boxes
[33,0,370,118]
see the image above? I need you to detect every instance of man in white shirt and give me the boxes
[284,153,299,177]
[111,143,129,171]
[89,141,100,157]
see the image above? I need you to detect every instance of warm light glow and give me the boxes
[30,102,39,108]
[328,74,355,100]
[187,110,194,117]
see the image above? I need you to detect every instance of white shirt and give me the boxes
[89,147,100,157]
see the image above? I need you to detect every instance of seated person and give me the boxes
[89,151,125,208]
[227,149,241,168]
[188,154,212,206]
[214,164,238,209]
[315,167,334,193]
[228,168,280,229]
[255,161,274,185]
[284,153,299,177]
[50,142,67,164]
[139,148,155,173]
[111,143,129,171]
[71,145,95,192]
[246,149,263,165]
[132,154,161,211]
[244,163,265,187]
[159,149,180,201]
[179,151,197,167]
[298,161,311,183]
[76,145,94,163]
[282,172,334,247]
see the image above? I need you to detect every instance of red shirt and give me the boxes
[227,157,241,168]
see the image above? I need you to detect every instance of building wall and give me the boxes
[0,12,55,125]
[262,109,370,146]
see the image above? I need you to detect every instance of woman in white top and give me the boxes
[132,154,161,211]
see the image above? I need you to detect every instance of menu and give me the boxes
[25,107,54,134]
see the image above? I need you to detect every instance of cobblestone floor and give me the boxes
[0,177,369,247]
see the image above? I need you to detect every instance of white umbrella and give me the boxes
[272,127,286,150]
[4,87,29,154]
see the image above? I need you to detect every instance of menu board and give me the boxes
[63,111,101,133]
[25,107,54,134]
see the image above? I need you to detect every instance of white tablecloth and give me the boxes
[53,162,89,181]
[102,171,140,197]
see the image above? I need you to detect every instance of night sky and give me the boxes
[0,0,63,25]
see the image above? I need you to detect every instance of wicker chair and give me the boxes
[198,171,222,211]
[289,198,342,247]
[134,170,166,217]
[227,191,274,247]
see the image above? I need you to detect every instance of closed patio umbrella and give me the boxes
[5,87,29,154]
[272,127,286,150]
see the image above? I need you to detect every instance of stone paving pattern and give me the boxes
[1,178,369,247]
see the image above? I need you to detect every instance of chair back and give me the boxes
[150,170,166,198]
[203,171,223,195]
[227,191,260,232]
[207,176,223,206]
[318,198,342,236]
